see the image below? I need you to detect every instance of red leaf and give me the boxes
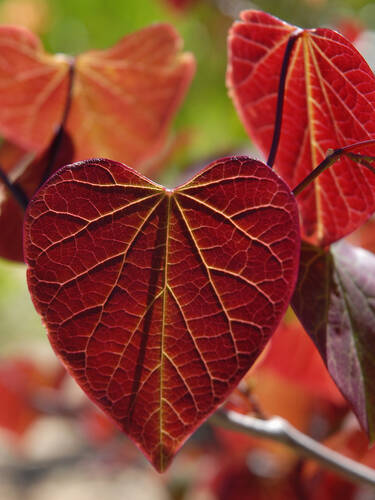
[0,131,74,262]
[292,241,375,438]
[0,141,29,261]
[0,24,194,172]
[0,357,63,436]
[256,319,345,405]
[227,10,375,245]
[212,461,300,500]
[336,17,364,44]
[24,156,300,471]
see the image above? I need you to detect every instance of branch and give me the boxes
[211,408,375,488]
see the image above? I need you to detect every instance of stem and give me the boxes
[41,58,75,185]
[293,139,375,196]
[211,409,375,487]
[0,164,28,210]
[292,149,343,196]
[267,29,302,168]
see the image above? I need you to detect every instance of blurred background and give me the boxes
[0,0,375,498]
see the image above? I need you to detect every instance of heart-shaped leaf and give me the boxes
[0,24,194,172]
[227,10,375,245]
[24,156,300,471]
[292,241,375,438]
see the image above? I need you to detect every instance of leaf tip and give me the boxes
[152,445,174,473]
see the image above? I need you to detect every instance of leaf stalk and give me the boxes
[267,29,302,168]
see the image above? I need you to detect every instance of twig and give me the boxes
[292,149,343,196]
[267,29,302,168]
[211,409,375,487]
[293,140,375,196]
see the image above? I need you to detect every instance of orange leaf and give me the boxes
[0,24,195,172]
[0,25,70,152]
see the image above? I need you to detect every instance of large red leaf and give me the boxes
[227,10,375,245]
[292,241,375,439]
[24,156,300,471]
[0,24,194,172]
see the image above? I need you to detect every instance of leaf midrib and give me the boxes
[159,193,171,470]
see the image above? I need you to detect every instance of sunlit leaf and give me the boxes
[0,24,194,172]
[292,241,375,438]
[24,156,300,471]
[227,10,375,245]
[0,25,70,152]
[70,24,195,171]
